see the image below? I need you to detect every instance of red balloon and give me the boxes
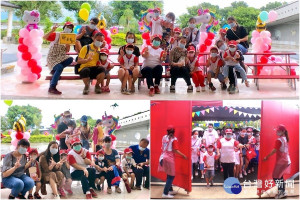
[146,39,151,45]
[16,132,24,140]
[267,45,271,50]
[105,37,112,44]
[101,29,108,37]
[28,59,37,68]
[110,134,116,141]
[204,39,212,46]
[260,56,268,64]
[142,32,150,40]
[207,32,215,40]
[199,44,207,52]
[108,44,112,50]
[18,44,28,53]
[31,65,42,74]
[19,38,24,44]
[36,73,41,79]
[264,50,271,57]
[55,134,60,140]
[22,52,32,61]
[270,56,276,61]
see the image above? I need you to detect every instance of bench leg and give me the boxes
[138,78,141,90]
[256,79,259,90]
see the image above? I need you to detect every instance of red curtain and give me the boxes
[257,100,299,195]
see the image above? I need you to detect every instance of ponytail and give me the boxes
[284,130,289,142]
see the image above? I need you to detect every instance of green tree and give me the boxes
[61,1,97,24]
[1,116,10,131]
[5,105,42,130]
[119,9,139,33]
[11,1,62,26]
[260,1,287,11]
[91,1,115,27]
[231,1,248,8]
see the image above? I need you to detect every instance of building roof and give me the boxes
[1,1,21,9]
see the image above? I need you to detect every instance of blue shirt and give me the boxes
[129,145,149,164]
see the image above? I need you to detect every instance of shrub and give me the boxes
[1,134,53,143]
[111,33,142,46]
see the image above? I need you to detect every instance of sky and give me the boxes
[0,100,150,127]
[0,0,294,23]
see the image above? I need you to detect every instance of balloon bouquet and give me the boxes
[17,10,44,83]
[102,112,121,149]
[250,10,288,75]
[10,115,31,150]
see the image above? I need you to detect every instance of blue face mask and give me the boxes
[226,134,232,139]
[229,23,236,28]
[179,43,186,49]
[73,144,82,152]
[152,40,161,47]
[154,12,160,17]
[18,147,27,155]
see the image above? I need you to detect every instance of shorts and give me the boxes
[127,69,133,76]
[79,66,105,79]
[205,170,215,178]
[199,163,204,170]
[105,70,110,76]
[95,171,106,178]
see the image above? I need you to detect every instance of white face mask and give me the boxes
[229,23,236,28]
[208,148,213,152]
[126,50,133,55]
[98,156,104,161]
[94,41,103,47]
[189,23,195,28]
[240,132,246,137]
[126,38,134,44]
[229,47,236,52]
[63,27,72,33]
[179,43,186,49]
[100,55,107,61]
[89,24,96,30]
[220,44,227,51]
[154,12,160,17]
[165,17,172,23]
[50,148,58,155]
[210,53,218,57]
[138,146,145,151]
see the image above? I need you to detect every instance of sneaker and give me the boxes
[53,194,60,199]
[85,193,92,199]
[121,88,127,94]
[196,86,201,92]
[229,86,236,94]
[83,85,89,95]
[106,86,110,92]
[28,194,33,199]
[127,89,132,94]
[96,184,101,191]
[243,170,247,176]
[206,184,210,188]
[239,173,243,179]
[245,80,250,87]
[95,85,102,94]
[8,194,15,199]
[115,187,121,193]
[187,85,193,93]
[124,182,131,193]
[149,87,155,96]
[235,87,239,93]
[131,186,137,190]
[221,83,227,90]
[201,175,204,179]
[34,192,42,199]
[162,193,174,198]
[107,188,112,194]
[135,186,142,190]
[169,191,177,195]
[275,191,287,199]
[201,86,206,91]
[209,83,216,91]
[210,180,214,186]
[227,84,233,92]
[58,188,66,197]
[66,190,73,195]
[17,195,26,199]
[154,86,160,94]
[170,85,175,93]
[90,189,98,197]
[48,87,62,95]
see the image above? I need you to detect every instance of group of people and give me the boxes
[2,110,150,199]
[45,7,249,96]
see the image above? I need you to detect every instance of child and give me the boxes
[186,45,205,92]
[94,149,108,191]
[203,145,218,188]
[119,44,139,95]
[162,12,175,40]
[59,149,73,195]
[26,148,42,199]
[223,40,249,87]
[169,27,181,51]
[97,48,114,92]
[121,148,141,192]
[149,7,163,37]
[206,46,227,91]
[234,147,242,179]
[65,120,79,149]
[199,145,206,178]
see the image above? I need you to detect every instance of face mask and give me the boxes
[229,23,236,28]
[126,156,132,159]
[152,40,161,47]
[193,134,197,138]
[126,50,133,55]
[179,43,186,49]
[247,132,252,136]
[138,146,145,151]
[18,147,27,155]
[220,44,227,51]
[100,55,107,61]
[189,23,195,28]
[208,148,213,152]
[208,128,213,132]
[63,27,72,33]
[73,145,81,152]
[65,118,70,123]
[211,53,218,57]
[240,132,246,137]
[174,34,180,39]
[94,41,102,47]
[229,47,236,52]
[226,134,232,139]
[127,38,134,44]
[89,24,96,30]
[81,122,87,126]
[201,148,206,152]
[165,17,172,23]
[105,143,111,148]
[154,12,160,17]
[50,148,58,155]
[98,156,104,161]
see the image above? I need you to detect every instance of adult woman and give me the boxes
[217,129,244,180]
[68,138,97,199]
[191,130,201,178]
[92,119,104,152]
[2,139,35,199]
[158,126,187,198]
[237,128,248,178]
[102,136,122,194]
[39,141,64,199]
[79,115,91,150]
[263,125,290,199]
[44,22,74,95]
[141,34,167,96]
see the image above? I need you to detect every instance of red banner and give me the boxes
[258,100,299,196]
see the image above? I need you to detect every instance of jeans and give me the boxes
[170,66,191,86]
[208,71,225,82]
[228,66,238,86]
[133,168,144,187]
[163,175,175,195]
[50,57,73,88]
[237,44,248,55]
[81,139,89,150]
[221,162,235,180]
[142,165,149,188]
[223,64,247,81]
[274,176,285,193]
[2,174,35,197]
[141,65,163,89]
[71,168,96,194]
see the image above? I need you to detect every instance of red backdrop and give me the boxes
[151,101,222,192]
[257,100,299,195]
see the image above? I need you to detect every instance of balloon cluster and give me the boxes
[141,32,151,49]
[17,10,44,83]
[198,32,216,64]
[79,2,91,21]
[256,10,278,32]
[11,115,31,150]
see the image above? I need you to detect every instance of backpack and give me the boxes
[75,44,90,74]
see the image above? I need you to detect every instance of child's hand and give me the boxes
[107,166,113,171]
[51,24,59,32]
[103,167,108,172]
[81,27,87,35]
[80,151,86,159]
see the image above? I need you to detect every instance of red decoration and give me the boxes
[18,44,28,53]
[105,37,112,44]
[267,45,271,50]
[264,50,271,57]
[260,56,268,64]
[207,32,215,40]
[16,131,24,140]
[204,39,212,46]
[28,59,37,68]
[199,44,207,52]
[55,134,60,140]
[108,44,112,50]
[37,73,41,79]
[19,38,24,44]
[22,52,32,61]
[142,32,150,40]
[146,39,151,45]
[100,29,108,37]
[31,65,42,74]
[110,134,116,141]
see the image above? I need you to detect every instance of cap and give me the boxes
[100,48,109,55]
[96,149,105,155]
[96,119,102,124]
[63,110,71,117]
[173,27,181,33]
[247,127,253,132]
[219,28,226,34]
[64,21,74,28]
[81,115,88,122]
[167,125,174,131]
[28,148,38,155]
[152,34,162,40]
[70,137,81,146]
[210,46,219,52]
[225,129,233,134]
[187,45,196,52]
[208,144,214,148]
[276,124,286,132]
[125,43,134,49]
[60,149,69,155]
[154,7,161,13]
[124,147,133,154]
[228,40,237,46]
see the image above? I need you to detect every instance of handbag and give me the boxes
[246,147,257,160]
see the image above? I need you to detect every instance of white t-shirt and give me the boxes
[142,46,163,69]
[203,152,216,170]
[191,137,201,163]
[219,138,236,163]
[203,129,219,146]
[199,150,205,164]
[150,18,163,36]
[121,158,136,173]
